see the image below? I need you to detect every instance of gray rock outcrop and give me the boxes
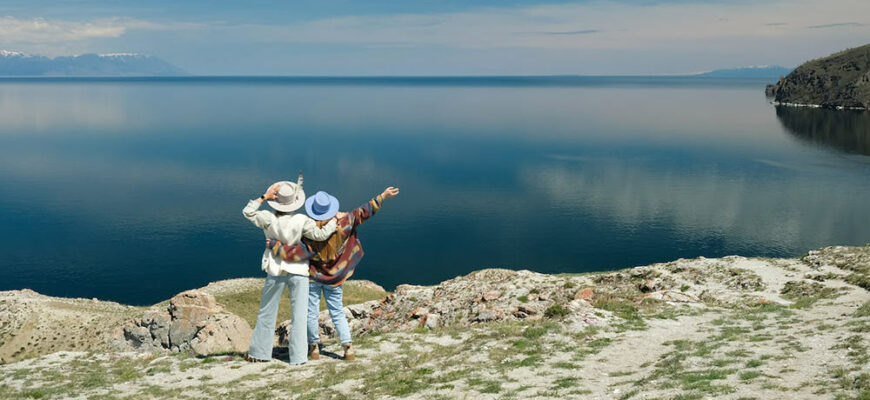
[294,269,614,343]
[117,290,252,355]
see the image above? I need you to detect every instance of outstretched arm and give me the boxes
[349,186,399,228]
[242,183,282,230]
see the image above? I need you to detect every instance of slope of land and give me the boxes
[1,245,868,399]
[767,43,870,109]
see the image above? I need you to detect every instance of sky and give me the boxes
[1,0,868,75]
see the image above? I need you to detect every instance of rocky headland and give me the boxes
[1,245,869,399]
[766,43,870,110]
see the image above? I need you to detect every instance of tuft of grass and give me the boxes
[544,304,570,319]
[593,298,647,331]
[780,281,839,309]
[554,377,579,389]
[523,326,549,339]
[739,371,762,381]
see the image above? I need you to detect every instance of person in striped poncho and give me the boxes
[265,186,399,360]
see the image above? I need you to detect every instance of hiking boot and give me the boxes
[244,353,269,363]
[308,343,320,360]
[342,343,355,361]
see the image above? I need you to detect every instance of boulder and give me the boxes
[574,287,595,301]
[480,291,500,302]
[168,290,219,349]
[118,290,252,356]
[190,314,251,355]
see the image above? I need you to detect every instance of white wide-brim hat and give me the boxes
[267,181,306,212]
[304,190,340,221]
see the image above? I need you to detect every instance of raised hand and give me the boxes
[382,187,400,199]
[263,183,282,201]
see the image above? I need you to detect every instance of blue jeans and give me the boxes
[307,281,352,345]
[248,274,309,365]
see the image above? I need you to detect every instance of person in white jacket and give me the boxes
[242,174,336,364]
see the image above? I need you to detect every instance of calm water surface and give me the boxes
[1,77,868,305]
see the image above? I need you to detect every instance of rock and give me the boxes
[118,290,252,356]
[574,287,594,301]
[424,314,440,329]
[190,314,251,355]
[142,309,171,348]
[123,325,152,348]
[517,305,538,316]
[474,308,503,322]
[168,290,220,348]
[480,291,500,302]
[276,320,292,346]
[410,307,428,319]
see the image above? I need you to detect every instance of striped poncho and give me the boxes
[265,193,384,286]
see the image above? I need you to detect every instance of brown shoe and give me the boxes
[244,353,269,363]
[308,344,320,360]
[342,343,355,361]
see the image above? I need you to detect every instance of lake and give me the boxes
[1,76,868,305]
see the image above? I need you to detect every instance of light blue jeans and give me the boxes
[247,274,309,365]
[307,281,352,345]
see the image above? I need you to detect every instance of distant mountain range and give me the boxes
[0,50,186,76]
[696,65,792,78]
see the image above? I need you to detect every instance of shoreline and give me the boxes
[770,100,869,111]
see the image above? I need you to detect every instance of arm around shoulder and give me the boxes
[302,217,337,241]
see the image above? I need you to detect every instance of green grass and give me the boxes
[214,280,388,327]
[544,304,570,319]
[593,298,647,331]
[739,371,762,381]
[780,281,839,309]
[553,377,579,389]
[746,359,763,368]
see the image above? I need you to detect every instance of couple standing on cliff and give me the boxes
[242,172,399,365]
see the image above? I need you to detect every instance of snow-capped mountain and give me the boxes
[0,51,186,76]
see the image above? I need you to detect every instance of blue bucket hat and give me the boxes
[305,190,340,221]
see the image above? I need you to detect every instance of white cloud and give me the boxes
[221,0,869,50]
[0,16,143,43]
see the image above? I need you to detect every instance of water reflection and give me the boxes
[0,78,869,304]
[775,106,870,156]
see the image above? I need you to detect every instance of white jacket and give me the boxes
[242,199,336,276]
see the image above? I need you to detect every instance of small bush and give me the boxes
[544,304,570,319]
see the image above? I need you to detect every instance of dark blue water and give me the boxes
[1,76,868,305]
